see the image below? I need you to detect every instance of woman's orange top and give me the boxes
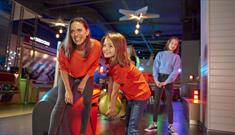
[109,64,151,100]
[58,39,101,78]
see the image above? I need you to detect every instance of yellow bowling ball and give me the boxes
[115,100,126,118]
[98,92,122,116]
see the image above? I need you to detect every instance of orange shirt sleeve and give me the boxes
[58,49,69,73]
[111,65,127,84]
[87,40,101,76]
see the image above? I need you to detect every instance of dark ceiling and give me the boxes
[14,0,200,59]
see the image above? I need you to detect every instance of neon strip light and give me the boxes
[30,36,50,46]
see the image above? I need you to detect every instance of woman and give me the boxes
[102,32,151,135]
[48,17,101,135]
[144,37,181,134]
[127,45,140,68]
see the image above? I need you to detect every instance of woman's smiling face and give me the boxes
[70,21,89,46]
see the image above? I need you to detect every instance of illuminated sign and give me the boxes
[30,36,50,46]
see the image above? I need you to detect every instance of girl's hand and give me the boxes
[65,90,73,104]
[160,82,167,88]
[106,105,117,117]
[155,80,162,88]
[160,82,167,86]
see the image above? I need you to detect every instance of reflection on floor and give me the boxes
[96,102,204,135]
[0,104,34,118]
[0,114,32,135]
[0,102,204,135]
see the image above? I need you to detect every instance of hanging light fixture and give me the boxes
[136,22,140,29]
[56,33,60,38]
[134,29,139,35]
[59,27,63,34]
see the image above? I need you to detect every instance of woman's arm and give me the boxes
[57,49,73,104]
[77,74,89,93]
[60,70,73,104]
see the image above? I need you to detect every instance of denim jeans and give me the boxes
[125,100,147,135]
[153,73,174,124]
[48,76,93,135]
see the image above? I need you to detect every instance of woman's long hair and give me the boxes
[164,36,180,54]
[60,17,91,59]
[127,45,137,65]
[101,32,130,67]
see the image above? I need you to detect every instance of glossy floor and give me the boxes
[0,102,204,135]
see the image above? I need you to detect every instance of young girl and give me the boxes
[144,37,181,134]
[102,32,151,135]
[48,17,101,135]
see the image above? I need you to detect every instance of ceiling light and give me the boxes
[59,28,63,34]
[134,29,139,35]
[136,22,140,29]
[56,33,60,38]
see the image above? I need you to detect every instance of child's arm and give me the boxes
[106,81,120,117]
[164,55,181,85]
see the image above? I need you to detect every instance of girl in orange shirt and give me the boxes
[102,32,151,135]
[48,17,101,135]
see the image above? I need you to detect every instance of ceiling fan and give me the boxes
[39,17,68,27]
[119,6,160,23]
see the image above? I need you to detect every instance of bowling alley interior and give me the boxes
[1,0,235,135]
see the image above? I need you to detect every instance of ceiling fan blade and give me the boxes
[143,13,160,19]
[135,6,148,15]
[119,9,135,16]
[53,18,68,26]
[119,16,131,21]
[39,18,68,27]
[39,18,53,24]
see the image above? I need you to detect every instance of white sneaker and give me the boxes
[144,123,157,132]
[168,125,178,135]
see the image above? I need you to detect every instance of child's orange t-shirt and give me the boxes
[109,64,151,100]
